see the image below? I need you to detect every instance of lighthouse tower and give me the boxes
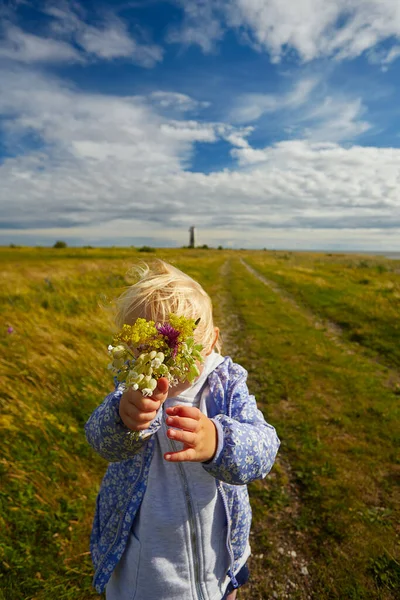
[189,226,195,248]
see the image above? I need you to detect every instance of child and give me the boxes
[85,260,280,600]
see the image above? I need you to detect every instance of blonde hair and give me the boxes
[112,259,221,354]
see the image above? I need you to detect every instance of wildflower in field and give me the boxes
[7,326,13,334]
[107,314,204,395]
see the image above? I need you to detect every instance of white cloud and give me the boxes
[0,3,163,67]
[231,95,277,123]
[74,19,163,66]
[0,25,82,63]
[172,0,400,66]
[285,78,320,108]
[231,77,371,143]
[149,92,210,113]
[221,126,254,148]
[160,121,218,143]
[301,96,371,142]
[230,78,318,122]
[384,45,400,64]
[77,22,136,58]
[167,0,224,53]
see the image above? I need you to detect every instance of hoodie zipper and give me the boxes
[217,481,239,589]
[217,367,239,589]
[168,435,205,600]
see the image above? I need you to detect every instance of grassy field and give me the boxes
[1,247,399,599]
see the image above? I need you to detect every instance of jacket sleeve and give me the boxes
[84,382,163,462]
[202,364,280,485]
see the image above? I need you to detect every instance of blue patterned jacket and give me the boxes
[85,356,280,594]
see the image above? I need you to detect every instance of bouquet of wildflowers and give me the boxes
[107,314,204,395]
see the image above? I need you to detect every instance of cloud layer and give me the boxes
[0,66,399,242]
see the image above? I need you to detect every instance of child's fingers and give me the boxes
[165,405,201,420]
[167,427,196,445]
[133,396,161,413]
[154,377,169,396]
[127,405,158,423]
[149,379,169,404]
[164,448,196,462]
[135,421,154,431]
[122,415,153,430]
[166,415,199,432]
[123,389,159,412]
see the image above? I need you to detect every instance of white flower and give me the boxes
[112,358,125,369]
[142,376,157,391]
[111,345,126,359]
[141,388,153,397]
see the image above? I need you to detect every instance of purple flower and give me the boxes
[156,322,180,357]
[7,326,14,334]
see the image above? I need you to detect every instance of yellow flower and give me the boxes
[168,314,198,340]
[113,318,158,346]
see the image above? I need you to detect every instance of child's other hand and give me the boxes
[119,378,169,431]
[164,406,217,463]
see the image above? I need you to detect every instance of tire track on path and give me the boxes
[241,259,344,342]
[217,259,313,600]
[241,258,400,390]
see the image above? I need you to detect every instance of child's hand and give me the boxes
[119,378,169,431]
[164,406,217,463]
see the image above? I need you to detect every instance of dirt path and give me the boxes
[217,260,314,600]
[241,258,400,390]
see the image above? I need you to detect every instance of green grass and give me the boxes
[1,247,399,599]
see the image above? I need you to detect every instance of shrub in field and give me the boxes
[357,259,370,268]
[138,246,156,252]
[376,264,388,273]
[53,240,68,248]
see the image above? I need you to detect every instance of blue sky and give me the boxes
[1,0,400,250]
